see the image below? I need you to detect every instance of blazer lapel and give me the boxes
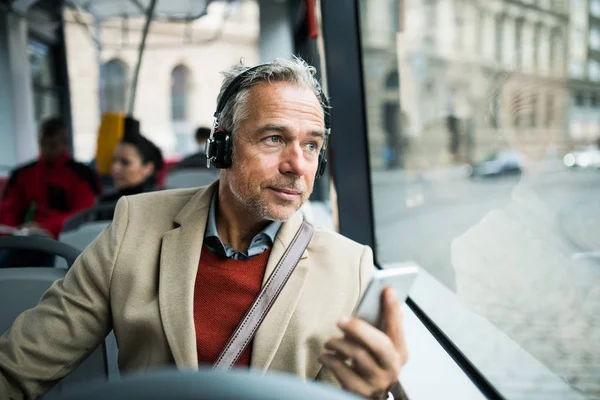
[158,182,217,368]
[251,211,310,371]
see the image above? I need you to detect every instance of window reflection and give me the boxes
[63,1,260,161]
[29,39,54,88]
[28,38,61,130]
[360,0,600,398]
[171,64,193,155]
[101,58,130,112]
[171,64,191,122]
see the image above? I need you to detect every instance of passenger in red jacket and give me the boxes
[0,118,100,240]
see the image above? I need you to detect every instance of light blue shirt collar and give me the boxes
[204,191,281,260]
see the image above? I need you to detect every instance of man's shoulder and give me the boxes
[4,160,37,189]
[309,225,368,258]
[65,160,101,194]
[312,226,363,246]
[112,187,207,240]
[122,188,201,217]
[9,160,37,178]
[125,187,199,204]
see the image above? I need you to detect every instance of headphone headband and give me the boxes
[215,64,330,130]
[207,62,331,178]
[214,64,264,118]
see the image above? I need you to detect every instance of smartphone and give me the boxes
[353,263,420,328]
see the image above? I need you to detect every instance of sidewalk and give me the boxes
[559,199,600,252]
[371,165,470,185]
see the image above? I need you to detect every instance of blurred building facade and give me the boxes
[63,1,259,161]
[362,0,574,170]
[568,0,600,146]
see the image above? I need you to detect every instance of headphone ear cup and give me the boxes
[316,149,327,179]
[207,130,233,169]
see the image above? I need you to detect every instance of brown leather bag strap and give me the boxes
[213,219,314,370]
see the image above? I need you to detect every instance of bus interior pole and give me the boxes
[127,0,158,116]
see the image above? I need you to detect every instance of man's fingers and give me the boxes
[381,288,409,366]
[318,353,372,396]
[338,288,408,369]
[324,337,380,379]
[382,287,405,354]
[337,318,397,369]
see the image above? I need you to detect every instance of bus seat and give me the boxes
[0,236,81,268]
[62,205,117,233]
[0,268,119,398]
[48,367,358,400]
[56,222,110,268]
[165,169,219,189]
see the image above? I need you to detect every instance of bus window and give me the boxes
[62,1,260,162]
[358,0,600,398]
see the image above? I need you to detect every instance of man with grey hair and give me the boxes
[0,58,407,400]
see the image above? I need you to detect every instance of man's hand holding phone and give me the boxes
[319,265,418,399]
[319,287,408,399]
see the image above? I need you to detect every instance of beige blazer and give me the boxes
[0,181,374,399]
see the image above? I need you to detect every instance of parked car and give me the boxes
[563,146,600,169]
[469,150,523,179]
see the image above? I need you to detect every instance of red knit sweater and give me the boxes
[194,244,271,367]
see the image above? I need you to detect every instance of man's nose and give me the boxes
[279,143,308,177]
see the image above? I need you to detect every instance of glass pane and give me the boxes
[63,0,260,161]
[34,91,61,131]
[101,58,130,112]
[359,0,600,398]
[28,39,55,88]
[171,64,190,122]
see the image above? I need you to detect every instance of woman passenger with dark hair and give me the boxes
[98,133,164,205]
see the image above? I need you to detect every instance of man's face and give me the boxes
[40,135,68,162]
[496,79,561,163]
[221,82,326,222]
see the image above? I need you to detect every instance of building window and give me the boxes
[454,0,465,50]
[475,9,484,56]
[550,28,563,74]
[591,93,598,107]
[530,93,537,128]
[546,94,554,128]
[495,15,505,63]
[392,0,400,33]
[592,0,600,17]
[28,38,61,129]
[590,27,600,50]
[101,59,129,113]
[515,18,525,69]
[171,64,191,122]
[570,60,584,78]
[423,0,437,49]
[575,92,585,106]
[589,60,600,81]
[513,90,523,128]
[533,23,542,70]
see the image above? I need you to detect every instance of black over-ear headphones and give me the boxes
[205,64,331,178]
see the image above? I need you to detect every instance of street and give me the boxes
[371,165,600,397]
[371,165,600,291]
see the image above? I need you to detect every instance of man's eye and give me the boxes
[267,136,281,143]
[307,142,317,152]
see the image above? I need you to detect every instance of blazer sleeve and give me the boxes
[0,197,130,400]
[315,245,375,389]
